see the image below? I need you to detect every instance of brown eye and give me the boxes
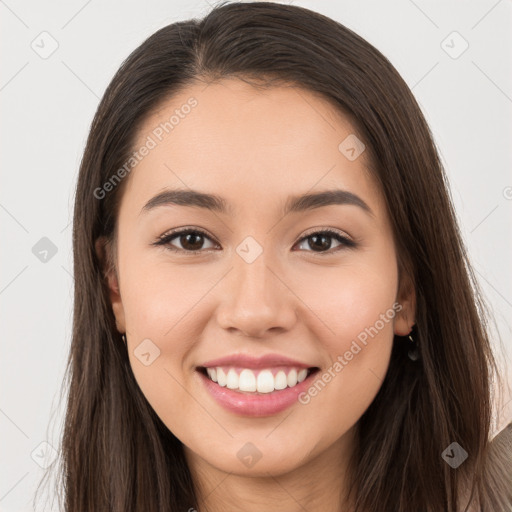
[154,229,218,253]
[179,232,205,251]
[295,230,356,253]
[306,233,333,251]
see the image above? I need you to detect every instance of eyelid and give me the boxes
[153,226,357,253]
[153,226,220,252]
[294,227,356,252]
[299,226,353,242]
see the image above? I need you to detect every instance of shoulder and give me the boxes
[458,423,512,512]
[490,420,512,447]
[481,422,512,511]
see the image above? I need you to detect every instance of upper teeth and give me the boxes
[206,367,309,393]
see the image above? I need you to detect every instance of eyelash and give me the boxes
[152,227,357,255]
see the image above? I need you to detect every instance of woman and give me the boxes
[41,2,511,510]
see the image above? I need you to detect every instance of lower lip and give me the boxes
[197,369,318,417]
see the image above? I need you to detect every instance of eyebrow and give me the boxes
[140,188,374,218]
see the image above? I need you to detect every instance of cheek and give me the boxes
[292,259,398,417]
[297,327,393,442]
[117,257,203,414]
[295,256,398,348]
[121,256,214,339]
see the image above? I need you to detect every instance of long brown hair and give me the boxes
[36,2,511,511]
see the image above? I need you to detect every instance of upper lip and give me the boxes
[199,353,317,370]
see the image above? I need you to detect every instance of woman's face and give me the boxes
[101,78,414,479]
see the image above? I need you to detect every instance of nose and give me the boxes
[215,250,297,338]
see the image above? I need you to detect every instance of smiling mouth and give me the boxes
[196,366,320,394]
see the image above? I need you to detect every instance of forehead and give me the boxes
[136,78,362,154]
[124,78,383,216]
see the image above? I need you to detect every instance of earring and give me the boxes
[121,333,127,347]
[407,328,419,361]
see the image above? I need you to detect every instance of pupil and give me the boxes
[309,234,331,251]
[182,233,203,250]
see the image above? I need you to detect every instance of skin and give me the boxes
[97,78,415,511]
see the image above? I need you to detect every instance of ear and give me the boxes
[394,270,416,336]
[95,236,126,334]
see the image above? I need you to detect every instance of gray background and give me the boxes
[1,0,511,510]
